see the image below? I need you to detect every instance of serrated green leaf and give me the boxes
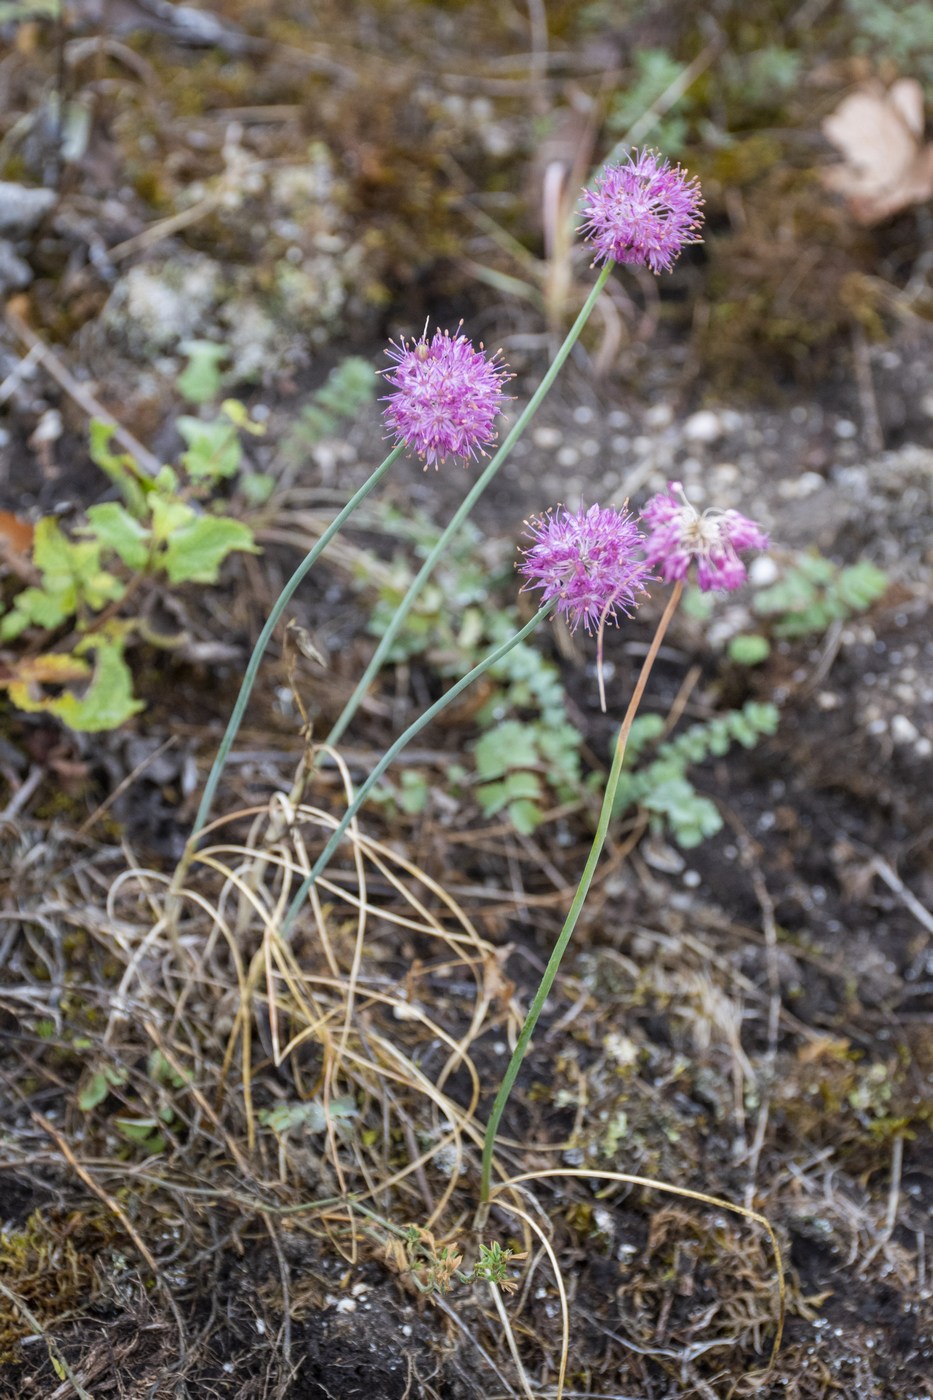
[754,575,818,617]
[476,780,508,816]
[507,798,542,834]
[835,561,888,610]
[623,713,666,762]
[149,494,196,544]
[85,502,152,570]
[744,701,780,734]
[503,770,542,800]
[794,553,837,585]
[9,636,143,732]
[162,515,257,584]
[177,416,242,479]
[474,720,539,779]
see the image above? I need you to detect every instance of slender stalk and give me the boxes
[187,445,404,846]
[479,581,684,1203]
[323,263,614,753]
[279,604,554,937]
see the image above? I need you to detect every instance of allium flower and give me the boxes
[519,503,651,633]
[381,325,511,469]
[580,149,704,274]
[641,482,769,592]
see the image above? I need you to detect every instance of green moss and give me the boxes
[0,1210,107,1363]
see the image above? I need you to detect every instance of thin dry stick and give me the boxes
[490,1283,536,1400]
[77,736,178,838]
[490,1198,571,1400]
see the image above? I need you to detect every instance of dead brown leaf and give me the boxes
[821,78,933,224]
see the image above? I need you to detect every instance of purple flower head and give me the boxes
[580,149,704,275]
[381,324,512,470]
[641,482,769,592]
[519,503,651,633]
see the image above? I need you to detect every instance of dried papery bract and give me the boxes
[641,481,769,591]
[381,324,512,469]
[580,148,704,274]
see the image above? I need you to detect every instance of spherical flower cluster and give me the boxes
[381,325,512,470]
[519,503,651,633]
[580,149,704,275]
[641,482,769,592]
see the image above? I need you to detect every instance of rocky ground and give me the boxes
[1,3,932,1397]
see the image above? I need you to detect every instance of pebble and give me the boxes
[532,425,562,450]
[683,409,724,444]
[890,714,920,746]
[748,555,779,586]
[0,239,33,292]
[0,180,56,236]
[645,402,673,429]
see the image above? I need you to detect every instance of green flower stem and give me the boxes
[187,445,404,846]
[479,580,684,1204]
[280,603,554,937]
[322,262,614,754]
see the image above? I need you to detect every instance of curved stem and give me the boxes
[186,445,404,848]
[322,263,614,753]
[479,581,684,1203]
[279,603,554,937]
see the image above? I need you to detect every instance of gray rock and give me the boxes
[0,181,56,236]
[0,239,33,291]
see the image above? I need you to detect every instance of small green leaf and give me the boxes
[177,340,228,405]
[114,1117,166,1152]
[239,471,276,506]
[177,416,242,479]
[503,770,542,800]
[507,797,542,834]
[85,502,152,570]
[835,561,888,611]
[476,780,508,817]
[162,515,258,584]
[78,1070,112,1111]
[78,1063,127,1110]
[221,398,265,435]
[398,770,429,814]
[474,720,539,779]
[89,420,150,515]
[728,633,771,665]
[149,494,196,544]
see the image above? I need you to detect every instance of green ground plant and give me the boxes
[612,701,780,847]
[0,406,260,731]
[361,509,588,833]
